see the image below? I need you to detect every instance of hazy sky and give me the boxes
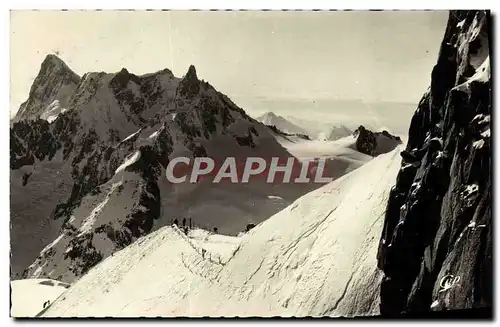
[10,10,449,117]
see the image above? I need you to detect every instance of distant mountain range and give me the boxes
[256,112,309,136]
[256,111,354,141]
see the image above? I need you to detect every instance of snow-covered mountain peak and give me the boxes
[15,54,80,121]
[257,112,278,123]
[12,54,398,296]
[327,124,353,141]
[261,111,278,120]
[11,58,315,282]
[256,112,309,136]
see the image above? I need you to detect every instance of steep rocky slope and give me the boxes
[265,124,311,141]
[377,10,491,315]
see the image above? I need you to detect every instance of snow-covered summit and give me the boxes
[15,54,80,121]
[326,124,352,141]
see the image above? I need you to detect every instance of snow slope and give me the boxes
[282,136,371,162]
[10,279,69,317]
[40,146,402,317]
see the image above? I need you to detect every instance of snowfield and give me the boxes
[282,136,371,162]
[10,279,69,317]
[38,146,402,317]
[278,135,373,178]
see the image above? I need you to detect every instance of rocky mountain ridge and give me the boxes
[10,57,309,281]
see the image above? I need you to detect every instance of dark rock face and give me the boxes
[109,68,145,120]
[353,125,402,156]
[377,10,491,315]
[10,110,80,171]
[354,125,377,155]
[117,146,162,242]
[63,232,103,277]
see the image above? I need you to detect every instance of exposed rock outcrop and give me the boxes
[377,10,491,315]
[353,125,402,156]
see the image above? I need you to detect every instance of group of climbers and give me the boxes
[172,217,218,236]
[173,218,189,234]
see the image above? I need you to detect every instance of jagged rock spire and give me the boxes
[178,64,200,97]
[185,65,198,80]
